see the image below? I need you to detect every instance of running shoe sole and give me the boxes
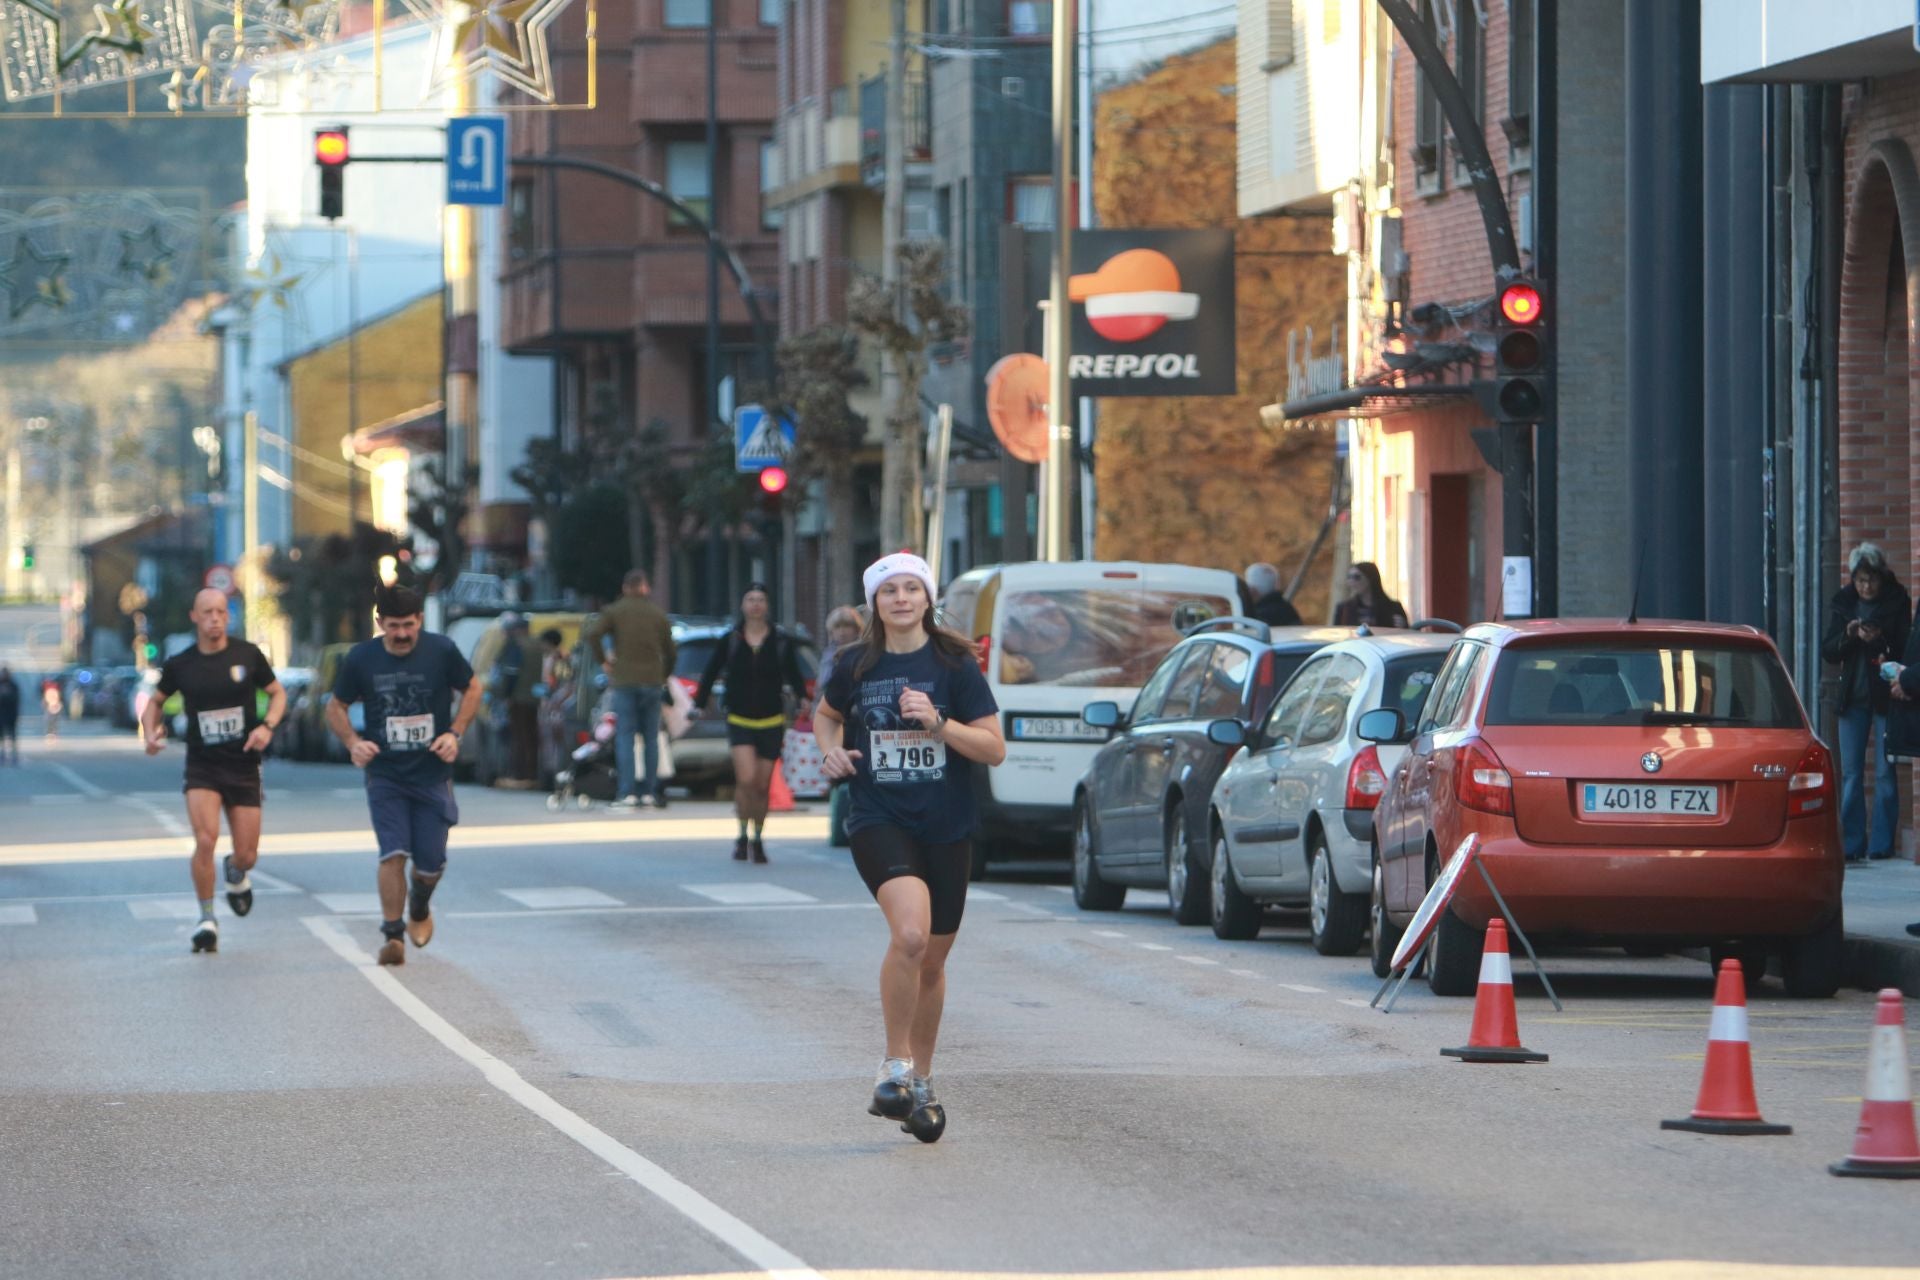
[227,888,253,917]
[191,924,218,954]
[377,939,405,966]
[407,913,433,948]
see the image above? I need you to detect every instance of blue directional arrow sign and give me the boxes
[735,404,796,473]
[447,116,507,207]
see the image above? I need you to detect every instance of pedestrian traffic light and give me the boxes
[16,543,32,570]
[1493,278,1548,424]
[758,466,788,496]
[315,127,349,221]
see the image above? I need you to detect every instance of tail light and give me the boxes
[1346,745,1388,810]
[1455,738,1513,816]
[1788,741,1833,818]
[1252,650,1276,709]
[976,634,992,676]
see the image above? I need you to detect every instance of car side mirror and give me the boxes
[1206,718,1247,748]
[1357,707,1408,745]
[1082,701,1122,729]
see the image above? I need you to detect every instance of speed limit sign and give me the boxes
[204,564,236,595]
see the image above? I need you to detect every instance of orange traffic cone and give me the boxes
[1830,989,1920,1179]
[1661,959,1791,1135]
[1441,919,1547,1063]
[767,761,795,813]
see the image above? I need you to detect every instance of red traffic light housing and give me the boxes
[315,127,348,221]
[314,129,349,165]
[1491,277,1548,425]
[758,466,789,495]
[1498,281,1542,325]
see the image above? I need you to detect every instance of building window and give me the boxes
[666,141,712,227]
[508,178,536,258]
[760,0,782,24]
[1007,1,1049,38]
[905,186,938,240]
[1008,176,1053,230]
[665,0,709,29]
[760,139,783,229]
[1451,0,1484,180]
[1503,0,1535,159]
[1265,0,1293,69]
[1412,0,1444,193]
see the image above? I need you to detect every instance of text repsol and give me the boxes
[1067,354,1203,379]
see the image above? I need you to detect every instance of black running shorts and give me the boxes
[183,757,262,808]
[850,825,973,936]
[726,721,786,761]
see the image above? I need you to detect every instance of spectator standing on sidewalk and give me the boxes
[585,570,677,810]
[1333,562,1409,629]
[1243,562,1302,627]
[817,606,865,847]
[494,614,544,790]
[1822,543,1909,863]
[0,664,20,764]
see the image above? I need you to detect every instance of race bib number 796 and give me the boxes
[870,729,946,783]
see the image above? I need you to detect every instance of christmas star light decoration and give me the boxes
[0,238,72,319]
[1,0,196,103]
[398,0,571,102]
[117,223,174,283]
[237,249,303,311]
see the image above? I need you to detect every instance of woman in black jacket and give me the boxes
[1822,543,1909,862]
[694,584,811,863]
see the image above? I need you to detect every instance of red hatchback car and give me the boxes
[1364,620,1843,997]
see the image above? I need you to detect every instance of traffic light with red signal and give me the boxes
[315,127,349,221]
[1492,278,1548,424]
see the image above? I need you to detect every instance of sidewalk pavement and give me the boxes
[1843,856,1920,997]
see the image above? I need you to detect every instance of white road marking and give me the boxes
[0,887,297,907]
[28,794,84,806]
[499,887,623,910]
[248,870,302,893]
[45,762,106,798]
[680,883,818,906]
[1280,983,1326,994]
[966,889,1009,901]
[43,764,188,836]
[1175,955,1220,966]
[313,893,384,915]
[446,902,874,920]
[1010,901,1055,916]
[0,904,36,924]
[1229,968,1261,977]
[1093,930,1128,938]
[302,915,823,1280]
[1137,943,1173,952]
[125,796,189,838]
[1045,885,1073,894]
[1338,998,1375,1010]
[127,898,202,920]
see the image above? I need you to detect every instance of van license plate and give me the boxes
[1580,784,1718,816]
[1012,716,1107,742]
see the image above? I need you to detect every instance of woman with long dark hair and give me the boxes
[1333,561,1409,628]
[1823,543,1910,862]
[814,552,1005,1142]
[694,583,810,863]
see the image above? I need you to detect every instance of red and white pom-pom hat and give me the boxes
[863,551,937,608]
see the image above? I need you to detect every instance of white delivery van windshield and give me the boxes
[996,589,1237,688]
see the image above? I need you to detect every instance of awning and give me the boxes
[1267,381,1476,428]
[351,402,445,456]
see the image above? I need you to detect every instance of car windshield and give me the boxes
[997,589,1236,687]
[1381,654,1445,721]
[1485,641,1804,729]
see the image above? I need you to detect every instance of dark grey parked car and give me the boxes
[1071,622,1364,923]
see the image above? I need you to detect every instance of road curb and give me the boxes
[1845,933,1920,998]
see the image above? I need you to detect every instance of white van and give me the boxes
[942,561,1242,868]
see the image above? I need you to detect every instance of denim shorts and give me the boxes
[365,774,459,873]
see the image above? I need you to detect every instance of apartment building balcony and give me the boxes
[765,87,863,210]
[860,72,930,189]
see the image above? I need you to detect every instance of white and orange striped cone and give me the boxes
[1661,959,1791,1135]
[1441,919,1547,1063]
[1830,989,1920,1179]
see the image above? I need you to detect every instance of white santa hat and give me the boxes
[863,551,937,609]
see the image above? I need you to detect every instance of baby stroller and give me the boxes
[547,711,618,811]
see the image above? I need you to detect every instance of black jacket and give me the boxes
[1821,583,1910,716]
[1250,591,1302,627]
[695,626,810,721]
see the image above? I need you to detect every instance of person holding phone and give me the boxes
[1825,543,1910,863]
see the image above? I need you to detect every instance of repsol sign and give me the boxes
[1015,227,1236,398]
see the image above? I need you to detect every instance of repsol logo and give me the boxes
[1068,353,1204,379]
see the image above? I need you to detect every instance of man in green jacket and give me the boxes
[585,570,677,809]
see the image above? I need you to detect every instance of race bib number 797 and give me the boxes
[385,713,435,750]
[197,707,244,745]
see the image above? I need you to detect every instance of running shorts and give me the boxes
[849,825,972,936]
[365,774,459,874]
[183,757,262,809]
[726,721,786,761]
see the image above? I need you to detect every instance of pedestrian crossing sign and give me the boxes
[735,404,796,473]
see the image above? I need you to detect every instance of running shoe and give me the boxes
[609,795,641,811]
[378,937,406,966]
[407,910,434,949]
[190,918,218,954]
[869,1056,915,1118]
[223,854,253,918]
[733,836,750,861]
[638,794,660,809]
[750,838,768,864]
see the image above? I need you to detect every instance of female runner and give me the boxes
[814,552,1005,1141]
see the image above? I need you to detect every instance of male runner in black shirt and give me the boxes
[143,588,285,954]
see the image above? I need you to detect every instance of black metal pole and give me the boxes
[706,12,726,617]
[1533,0,1558,617]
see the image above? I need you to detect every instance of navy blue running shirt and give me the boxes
[332,632,474,786]
[823,641,999,844]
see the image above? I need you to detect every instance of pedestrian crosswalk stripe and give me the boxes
[966,888,1009,901]
[313,893,384,914]
[680,883,818,906]
[0,904,36,925]
[499,887,623,909]
[127,898,202,920]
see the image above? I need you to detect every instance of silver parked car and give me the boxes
[1206,632,1455,952]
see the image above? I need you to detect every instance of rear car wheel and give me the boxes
[1426,905,1484,996]
[1164,805,1209,926]
[1369,846,1404,979]
[1780,912,1844,998]
[1308,829,1367,956]
[1709,943,1771,994]
[1072,798,1125,911]
[1210,825,1262,940]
